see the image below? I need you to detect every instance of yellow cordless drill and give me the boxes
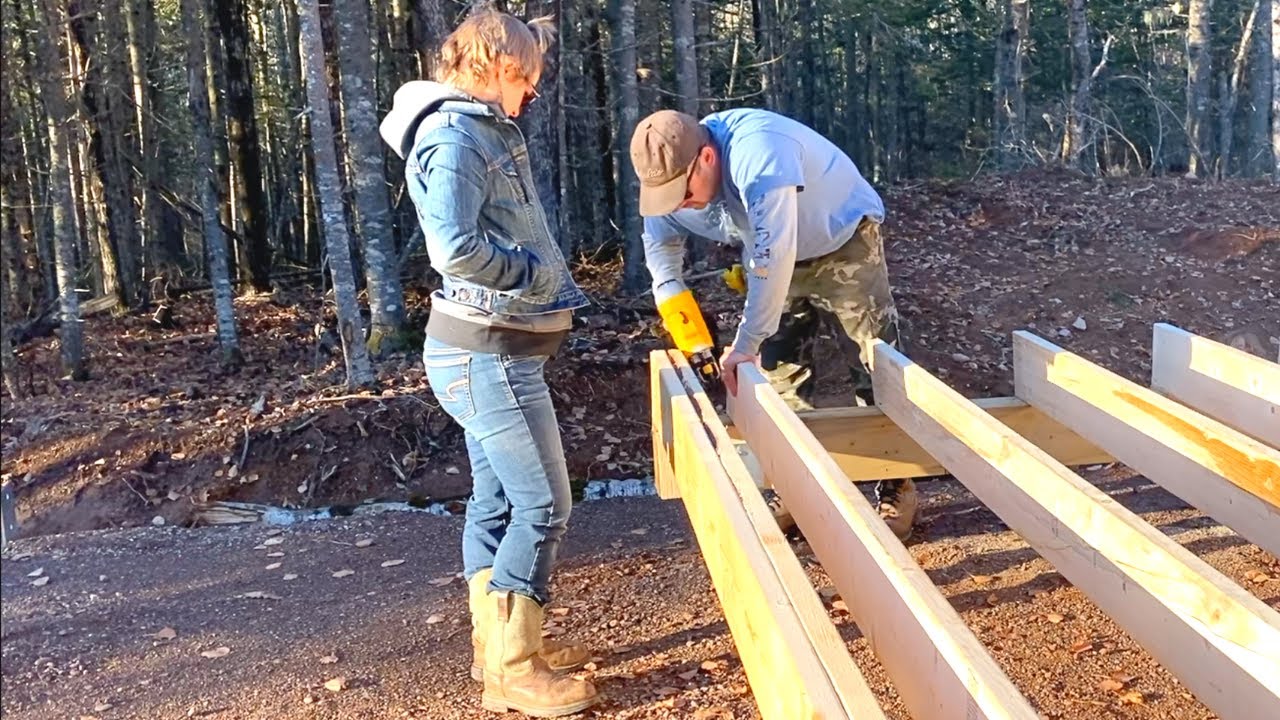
[657,288,721,386]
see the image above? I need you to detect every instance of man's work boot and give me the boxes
[761,489,796,533]
[468,569,590,682]
[877,478,918,541]
[481,591,601,717]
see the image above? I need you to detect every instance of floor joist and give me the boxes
[1012,331,1280,557]
[1151,322,1280,447]
[729,365,1038,720]
[651,352,885,720]
[871,340,1280,720]
[796,398,1114,481]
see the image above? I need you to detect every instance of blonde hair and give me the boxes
[437,9,556,87]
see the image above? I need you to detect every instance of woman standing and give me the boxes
[380,9,599,716]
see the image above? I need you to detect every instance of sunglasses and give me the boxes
[521,85,540,111]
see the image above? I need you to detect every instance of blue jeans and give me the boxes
[422,336,572,606]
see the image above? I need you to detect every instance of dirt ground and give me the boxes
[2,170,1278,718]
[3,484,1277,719]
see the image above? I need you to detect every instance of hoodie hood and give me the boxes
[379,81,496,160]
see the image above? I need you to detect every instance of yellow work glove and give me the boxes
[721,264,747,294]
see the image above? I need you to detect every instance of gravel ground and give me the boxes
[3,478,1277,720]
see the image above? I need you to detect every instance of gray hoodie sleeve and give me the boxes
[732,185,799,355]
[643,215,689,304]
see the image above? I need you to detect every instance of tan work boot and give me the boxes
[467,570,590,682]
[481,591,601,717]
[877,478,918,540]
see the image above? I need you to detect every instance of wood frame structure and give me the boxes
[651,323,1280,720]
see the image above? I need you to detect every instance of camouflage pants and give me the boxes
[758,219,907,503]
[759,219,906,411]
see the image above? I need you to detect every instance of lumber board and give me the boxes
[1013,331,1280,557]
[664,353,887,717]
[649,351,680,499]
[728,365,1038,720]
[797,398,1113,481]
[1152,323,1280,447]
[656,358,884,719]
[871,341,1280,720]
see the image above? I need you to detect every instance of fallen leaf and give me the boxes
[630,527,649,535]
[93,701,112,712]
[32,576,50,587]
[265,562,282,570]
[354,539,375,548]
[1098,678,1125,692]
[262,537,284,546]
[445,466,460,475]
[426,614,445,625]
[549,607,570,617]
[153,627,178,641]
[831,599,849,613]
[266,552,284,558]
[200,646,231,659]
[241,591,282,600]
[970,574,996,586]
[428,575,455,586]
[380,559,405,568]
[985,593,999,607]
[323,676,347,693]
[332,569,355,578]
[1118,690,1145,705]
[1045,613,1065,624]
[583,662,598,671]
[283,574,299,581]
[700,660,722,672]
[319,654,339,664]
[677,669,699,681]
[1071,640,1095,655]
[27,567,44,578]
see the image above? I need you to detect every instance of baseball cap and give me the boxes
[629,110,709,217]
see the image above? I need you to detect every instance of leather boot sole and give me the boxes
[480,692,602,716]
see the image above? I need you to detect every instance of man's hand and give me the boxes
[719,348,759,397]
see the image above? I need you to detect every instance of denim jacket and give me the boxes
[380,81,588,316]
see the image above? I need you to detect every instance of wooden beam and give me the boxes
[796,398,1113,481]
[1152,323,1280,447]
[1013,331,1280,557]
[728,365,1038,720]
[656,356,885,719]
[649,350,680,499]
[871,341,1280,720]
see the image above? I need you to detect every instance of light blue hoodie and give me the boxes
[643,108,885,355]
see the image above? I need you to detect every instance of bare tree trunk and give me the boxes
[751,0,782,110]
[994,0,1029,169]
[588,8,617,230]
[671,0,699,116]
[1247,0,1273,176]
[180,0,241,366]
[35,0,87,379]
[411,0,451,79]
[1186,0,1215,177]
[69,1,141,310]
[126,0,166,283]
[1219,2,1261,178]
[609,0,646,293]
[334,0,406,354]
[795,0,818,128]
[1273,0,1280,181]
[299,0,375,387]
[518,0,563,257]
[1065,0,1098,174]
[215,0,273,292]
